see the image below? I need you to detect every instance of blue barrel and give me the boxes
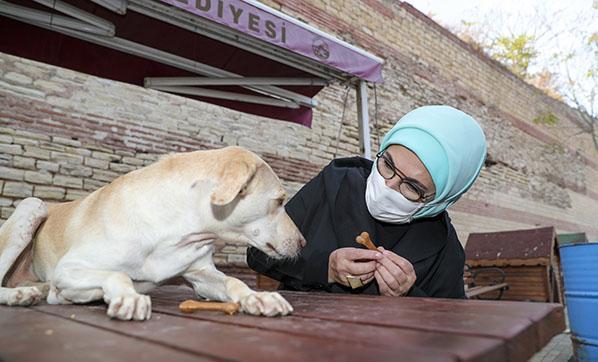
[559,242,598,361]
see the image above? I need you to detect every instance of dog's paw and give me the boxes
[239,292,293,317]
[6,286,43,306]
[106,294,152,321]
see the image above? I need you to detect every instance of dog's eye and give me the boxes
[269,197,285,214]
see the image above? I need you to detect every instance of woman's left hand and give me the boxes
[374,247,416,296]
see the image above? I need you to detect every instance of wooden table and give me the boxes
[0,285,565,361]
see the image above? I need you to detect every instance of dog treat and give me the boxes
[355,231,377,251]
[179,300,241,315]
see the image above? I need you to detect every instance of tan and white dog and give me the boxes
[0,146,305,320]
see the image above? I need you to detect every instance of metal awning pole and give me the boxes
[356,80,371,159]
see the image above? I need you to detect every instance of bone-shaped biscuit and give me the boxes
[179,300,240,315]
[355,231,377,251]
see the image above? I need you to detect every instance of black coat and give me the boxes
[247,157,466,298]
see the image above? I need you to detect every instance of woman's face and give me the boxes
[382,145,436,198]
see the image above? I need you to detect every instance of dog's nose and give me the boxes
[299,237,306,248]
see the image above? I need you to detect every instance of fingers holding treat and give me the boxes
[328,247,381,286]
[374,249,417,296]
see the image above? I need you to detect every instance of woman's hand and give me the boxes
[374,247,416,296]
[328,247,382,287]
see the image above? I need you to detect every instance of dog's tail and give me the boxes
[0,197,48,305]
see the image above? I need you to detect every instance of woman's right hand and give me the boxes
[328,247,383,286]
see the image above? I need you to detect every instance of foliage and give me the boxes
[533,112,559,126]
[489,34,538,77]
[444,2,597,152]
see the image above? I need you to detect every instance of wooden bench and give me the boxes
[464,265,509,299]
[466,283,509,299]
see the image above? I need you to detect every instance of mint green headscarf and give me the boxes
[379,105,487,219]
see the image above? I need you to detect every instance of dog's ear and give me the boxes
[210,159,258,206]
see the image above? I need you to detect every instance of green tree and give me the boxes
[446,3,597,152]
[490,34,538,77]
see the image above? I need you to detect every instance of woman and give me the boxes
[247,105,487,298]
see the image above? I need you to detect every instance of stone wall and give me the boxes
[1,1,597,268]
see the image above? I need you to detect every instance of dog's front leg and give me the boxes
[51,268,152,321]
[183,263,293,316]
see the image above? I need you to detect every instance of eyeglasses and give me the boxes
[375,151,435,202]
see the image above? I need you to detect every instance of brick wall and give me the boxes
[1,1,597,269]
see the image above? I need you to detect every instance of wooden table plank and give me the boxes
[152,286,537,361]
[282,290,564,329]
[150,286,508,362]
[32,303,455,362]
[281,293,562,362]
[437,297,566,349]
[151,285,564,362]
[0,306,208,362]
[281,291,561,327]
[280,291,566,356]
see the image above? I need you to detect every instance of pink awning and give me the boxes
[0,0,384,128]
[160,0,383,83]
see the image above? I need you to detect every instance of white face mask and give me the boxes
[365,163,425,224]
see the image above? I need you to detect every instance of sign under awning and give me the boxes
[160,0,383,83]
[0,0,383,156]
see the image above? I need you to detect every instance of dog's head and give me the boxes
[207,146,306,259]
